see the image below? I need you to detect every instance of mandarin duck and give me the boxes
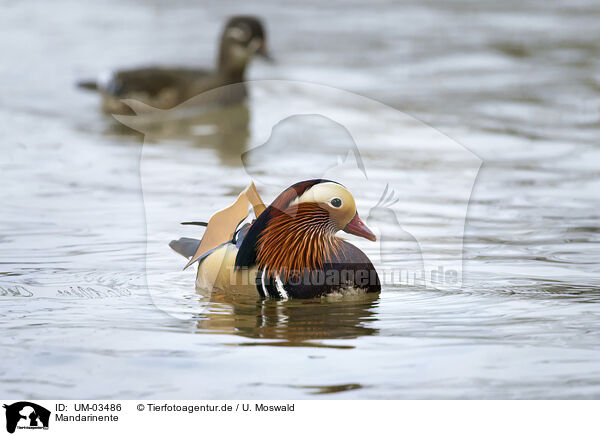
[170,180,381,299]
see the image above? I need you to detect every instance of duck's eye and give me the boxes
[330,197,342,208]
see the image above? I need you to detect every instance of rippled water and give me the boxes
[1,0,600,399]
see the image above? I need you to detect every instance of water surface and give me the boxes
[1,0,599,399]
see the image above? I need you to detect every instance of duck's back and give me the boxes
[106,67,210,97]
[98,67,247,114]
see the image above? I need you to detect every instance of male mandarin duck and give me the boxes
[170,180,381,299]
[77,16,270,114]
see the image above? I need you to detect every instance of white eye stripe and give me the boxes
[291,182,353,208]
[225,27,248,41]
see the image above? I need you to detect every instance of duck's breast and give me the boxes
[259,241,381,299]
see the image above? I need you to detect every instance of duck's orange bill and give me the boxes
[343,213,376,242]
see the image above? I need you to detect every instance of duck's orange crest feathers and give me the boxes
[256,203,343,278]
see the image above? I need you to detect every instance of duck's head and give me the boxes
[236,179,376,276]
[282,180,377,242]
[218,16,271,78]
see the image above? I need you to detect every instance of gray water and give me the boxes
[1,0,600,399]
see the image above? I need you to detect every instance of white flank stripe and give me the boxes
[260,268,269,298]
[274,274,289,300]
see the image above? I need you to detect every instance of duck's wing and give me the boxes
[101,67,212,98]
[182,183,266,269]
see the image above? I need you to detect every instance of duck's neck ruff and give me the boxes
[256,203,343,279]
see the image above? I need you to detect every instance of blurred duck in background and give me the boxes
[77,16,271,115]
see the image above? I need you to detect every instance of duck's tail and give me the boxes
[77,80,98,91]
[169,237,201,259]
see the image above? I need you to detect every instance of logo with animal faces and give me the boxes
[119,80,481,318]
[366,184,426,286]
[3,402,50,434]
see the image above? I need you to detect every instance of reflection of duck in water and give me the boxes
[78,16,271,115]
[113,101,250,166]
[170,180,380,299]
[195,292,380,344]
[367,185,425,281]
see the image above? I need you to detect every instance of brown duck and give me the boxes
[77,16,270,114]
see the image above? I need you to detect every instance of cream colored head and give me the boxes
[291,182,376,241]
[292,182,356,230]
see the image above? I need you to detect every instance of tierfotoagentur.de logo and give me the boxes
[3,402,50,434]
